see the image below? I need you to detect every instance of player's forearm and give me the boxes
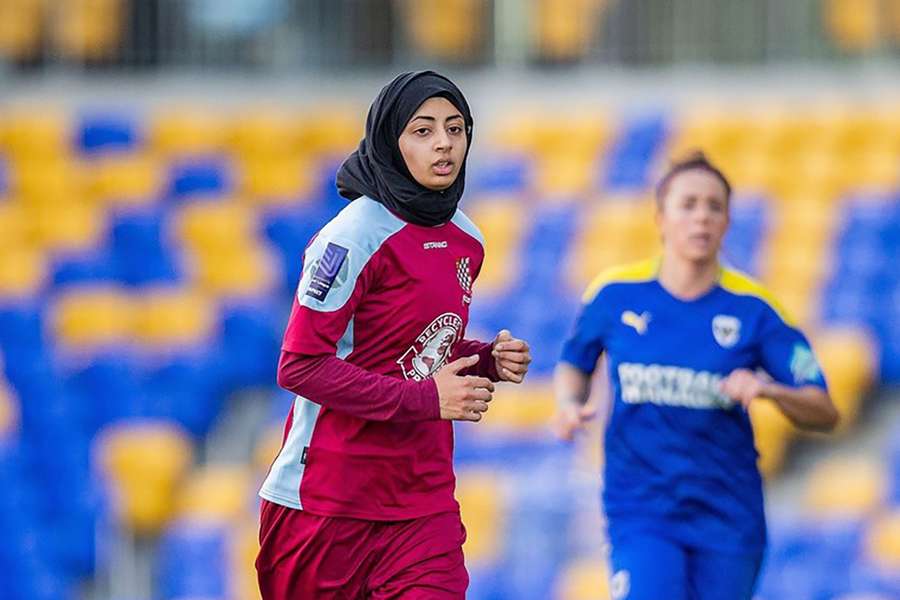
[452,339,500,381]
[761,382,839,432]
[554,362,592,407]
[277,350,440,422]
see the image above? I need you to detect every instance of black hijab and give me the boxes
[336,71,473,227]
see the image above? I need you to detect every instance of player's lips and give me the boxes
[432,159,454,176]
[689,232,713,244]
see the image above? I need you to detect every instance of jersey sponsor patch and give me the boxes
[305,242,349,301]
[617,362,735,409]
[398,312,463,381]
[789,343,822,384]
[712,314,741,348]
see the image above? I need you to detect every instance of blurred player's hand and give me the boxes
[434,354,495,422]
[491,329,531,384]
[552,399,597,441]
[720,368,768,409]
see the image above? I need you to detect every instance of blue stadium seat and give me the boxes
[167,158,233,201]
[50,250,118,289]
[77,112,140,155]
[602,112,669,193]
[262,204,335,297]
[109,209,180,286]
[722,195,767,276]
[157,521,230,600]
[466,154,530,194]
[218,301,282,391]
[144,353,223,437]
[65,354,147,432]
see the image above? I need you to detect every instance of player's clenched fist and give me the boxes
[491,329,531,384]
[434,354,495,422]
[720,368,768,409]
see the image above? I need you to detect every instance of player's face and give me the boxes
[657,169,729,263]
[398,97,468,191]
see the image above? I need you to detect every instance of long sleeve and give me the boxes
[450,338,500,382]
[277,350,441,422]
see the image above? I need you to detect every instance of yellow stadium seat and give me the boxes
[0,202,29,252]
[14,159,88,206]
[482,381,555,432]
[150,110,228,157]
[96,420,194,535]
[229,111,302,159]
[467,197,526,295]
[810,327,877,431]
[28,202,105,253]
[536,154,598,199]
[53,0,124,61]
[297,109,364,158]
[52,286,134,349]
[231,520,263,600]
[533,0,607,62]
[192,243,277,298]
[0,246,46,298]
[0,0,44,61]
[176,464,253,525]
[749,399,795,477]
[555,556,611,600]
[568,198,659,291]
[804,456,887,520]
[238,156,316,205]
[457,469,504,565]
[865,509,900,571]
[132,288,218,349]
[176,201,257,256]
[0,109,70,161]
[824,0,880,52]
[253,423,284,475]
[0,382,19,441]
[87,155,164,206]
[400,0,485,61]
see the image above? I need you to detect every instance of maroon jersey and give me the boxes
[259,196,495,520]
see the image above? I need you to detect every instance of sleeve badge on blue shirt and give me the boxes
[790,343,822,384]
[712,314,741,348]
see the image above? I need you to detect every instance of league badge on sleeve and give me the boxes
[712,314,741,348]
[790,343,822,384]
[305,242,349,301]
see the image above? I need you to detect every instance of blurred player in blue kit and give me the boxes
[553,151,839,600]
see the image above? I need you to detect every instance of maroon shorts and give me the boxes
[256,500,469,599]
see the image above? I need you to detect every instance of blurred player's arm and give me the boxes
[552,361,598,441]
[720,370,838,433]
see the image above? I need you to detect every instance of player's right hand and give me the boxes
[551,400,597,441]
[434,355,495,422]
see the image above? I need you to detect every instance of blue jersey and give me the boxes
[560,258,828,554]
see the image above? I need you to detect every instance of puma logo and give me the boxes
[621,310,651,335]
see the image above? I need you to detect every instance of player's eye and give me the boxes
[447,124,463,135]
[414,127,431,136]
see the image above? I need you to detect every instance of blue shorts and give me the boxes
[607,533,763,600]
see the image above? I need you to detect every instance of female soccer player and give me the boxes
[256,71,532,599]
[553,151,838,600]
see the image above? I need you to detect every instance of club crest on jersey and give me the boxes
[398,312,463,381]
[712,314,741,348]
[621,310,651,335]
[456,257,472,304]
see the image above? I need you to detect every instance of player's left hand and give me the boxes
[491,329,531,384]
[720,368,769,409]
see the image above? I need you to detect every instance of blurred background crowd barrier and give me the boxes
[1,1,899,600]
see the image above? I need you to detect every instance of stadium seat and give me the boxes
[811,327,878,430]
[296,109,363,159]
[533,0,606,62]
[51,286,134,349]
[77,111,140,155]
[192,242,278,298]
[53,0,124,62]
[555,556,611,600]
[467,197,525,296]
[176,200,257,256]
[175,464,253,525]
[0,109,70,161]
[157,520,230,600]
[749,399,795,477]
[87,154,163,206]
[95,420,194,535]
[804,456,887,520]
[132,288,217,349]
[457,469,505,566]
[108,209,180,286]
[399,0,485,61]
[865,510,900,571]
[482,381,555,432]
[167,157,233,200]
[228,111,301,159]
[0,0,44,62]
[29,202,106,254]
[150,110,228,157]
[0,246,46,298]
[238,156,316,205]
